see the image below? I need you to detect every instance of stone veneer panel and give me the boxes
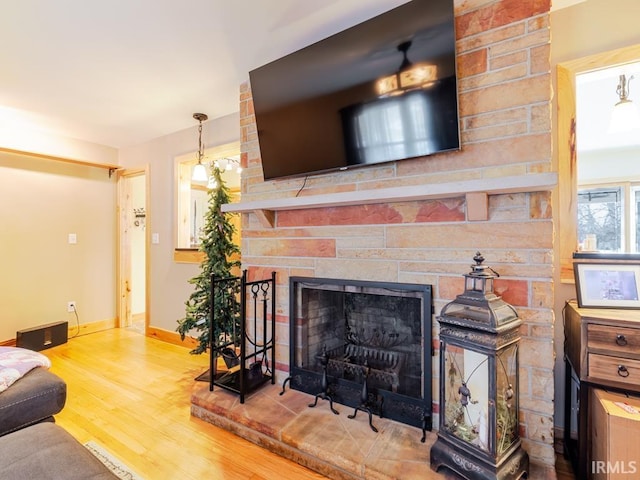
[237,0,555,468]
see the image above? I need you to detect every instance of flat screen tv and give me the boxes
[249,0,459,181]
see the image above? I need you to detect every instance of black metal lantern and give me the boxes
[430,252,528,480]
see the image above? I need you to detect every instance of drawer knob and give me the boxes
[618,365,630,378]
[616,334,628,346]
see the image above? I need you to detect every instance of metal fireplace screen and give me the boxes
[289,276,433,429]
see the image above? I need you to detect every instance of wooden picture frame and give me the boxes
[574,262,640,309]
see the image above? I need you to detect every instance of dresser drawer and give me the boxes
[587,323,640,355]
[588,353,640,389]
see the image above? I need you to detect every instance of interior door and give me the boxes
[117,168,148,332]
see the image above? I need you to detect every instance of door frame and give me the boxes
[557,43,640,282]
[117,166,150,332]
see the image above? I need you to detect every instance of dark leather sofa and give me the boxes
[0,367,118,479]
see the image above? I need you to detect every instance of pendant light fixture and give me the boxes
[191,113,209,181]
[376,41,438,97]
[213,157,243,174]
[609,74,640,133]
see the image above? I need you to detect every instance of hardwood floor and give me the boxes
[555,454,576,480]
[44,327,576,480]
[44,328,329,480]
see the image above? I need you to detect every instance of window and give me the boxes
[339,88,454,166]
[578,183,640,253]
[348,92,435,163]
[577,186,623,252]
[557,45,640,282]
[174,141,241,263]
[632,186,640,252]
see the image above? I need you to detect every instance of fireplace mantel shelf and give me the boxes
[222,172,558,228]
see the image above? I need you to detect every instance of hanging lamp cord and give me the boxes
[197,120,204,163]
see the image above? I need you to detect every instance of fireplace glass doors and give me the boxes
[289,277,433,429]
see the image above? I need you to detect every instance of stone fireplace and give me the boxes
[224,0,557,473]
[288,277,433,430]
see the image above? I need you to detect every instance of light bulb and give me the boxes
[192,163,208,181]
[609,99,640,133]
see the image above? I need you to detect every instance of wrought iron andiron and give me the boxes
[347,364,379,433]
[308,347,339,415]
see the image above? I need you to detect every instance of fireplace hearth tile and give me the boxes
[368,420,431,461]
[281,407,373,476]
[191,383,456,480]
[191,383,552,479]
[365,422,435,479]
[191,383,307,438]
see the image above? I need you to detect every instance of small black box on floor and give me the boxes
[16,321,68,351]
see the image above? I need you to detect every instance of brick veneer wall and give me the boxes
[238,0,555,468]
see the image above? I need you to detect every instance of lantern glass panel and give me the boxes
[442,303,492,323]
[485,278,493,293]
[496,343,519,456]
[443,345,490,452]
[465,277,475,291]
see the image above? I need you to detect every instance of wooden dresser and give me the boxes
[564,301,640,479]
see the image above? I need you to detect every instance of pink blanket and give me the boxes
[0,347,51,393]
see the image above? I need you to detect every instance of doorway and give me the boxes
[575,61,640,253]
[557,43,640,281]
[117,168,149,334]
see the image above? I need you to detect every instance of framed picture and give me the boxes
[574,262,640,308]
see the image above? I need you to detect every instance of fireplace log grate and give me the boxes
[326,343,405,393]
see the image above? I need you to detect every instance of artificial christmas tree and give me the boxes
[177,166,241,355]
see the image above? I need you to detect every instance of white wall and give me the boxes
[118,112,240,336]
[551,0,640,428]
[0,150,117,342]
[579,146,640,184]
[551,0,640,63]
[0,128,118,166]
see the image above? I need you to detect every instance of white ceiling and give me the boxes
[0,0,419,149]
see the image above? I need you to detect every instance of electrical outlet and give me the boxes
[67,301,76,313]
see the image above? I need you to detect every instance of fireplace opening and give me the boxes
[288,277,433,430]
